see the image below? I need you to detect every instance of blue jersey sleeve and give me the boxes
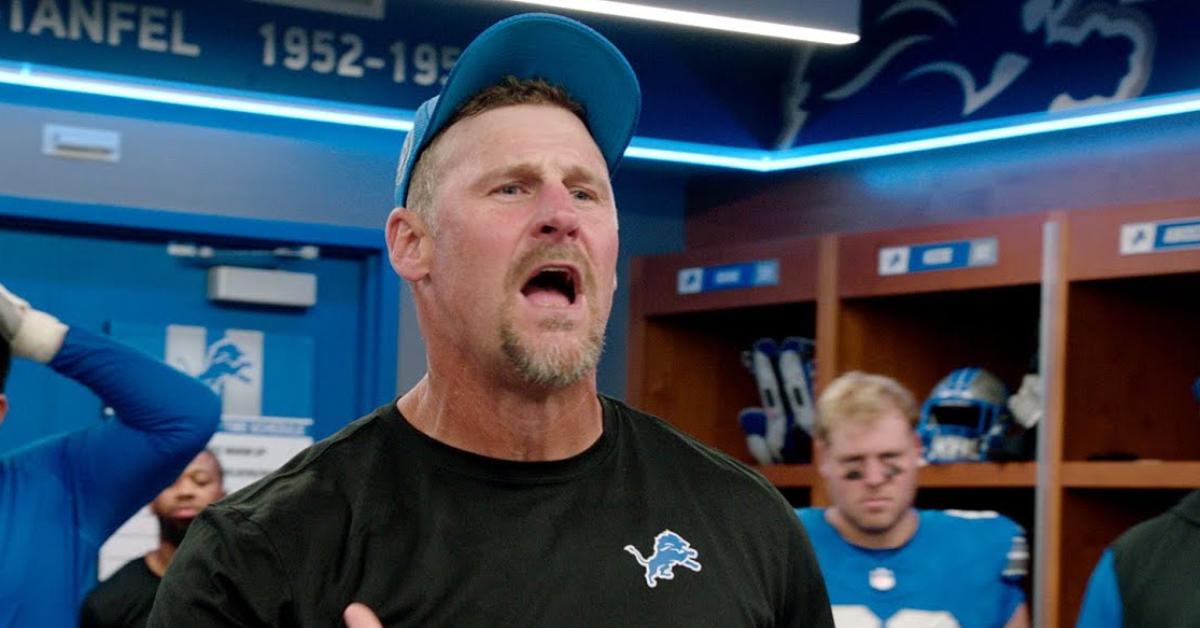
[995,515,1029,623]
[49,327,220,545]
[1076,549,1122,628]
[953,511,1028,625]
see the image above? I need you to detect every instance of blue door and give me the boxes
[0,199,398,455]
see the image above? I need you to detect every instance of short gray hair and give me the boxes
[404,76,587,232]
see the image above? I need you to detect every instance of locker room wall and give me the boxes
[0,87,687,400]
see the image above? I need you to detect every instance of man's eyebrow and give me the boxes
[563,164,606,186]
[472,163,610,198]
[837,455,865,464]
[476,163,541,185]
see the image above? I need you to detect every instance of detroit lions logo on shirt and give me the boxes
[624,529,702,588]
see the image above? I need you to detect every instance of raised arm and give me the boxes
[1,284,220,543]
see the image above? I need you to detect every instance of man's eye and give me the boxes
[571,189,595,201]
[494,183,525,196]
[843,469,863,481]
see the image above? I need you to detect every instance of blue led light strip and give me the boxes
[4,60,1200,172]
[0,61,413,132]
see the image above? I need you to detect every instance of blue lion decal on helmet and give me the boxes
[919,367,1013,463]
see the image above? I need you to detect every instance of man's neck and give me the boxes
[397,368,603,461]
[144,541,177,578]
[825,507,919,550]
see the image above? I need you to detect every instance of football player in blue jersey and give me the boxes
[797,371,1030,627]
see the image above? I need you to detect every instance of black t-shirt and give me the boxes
[148,396,833,627]
[80,557,160,628]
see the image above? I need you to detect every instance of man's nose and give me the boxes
[532,185,581,241]
[862,459,891,486]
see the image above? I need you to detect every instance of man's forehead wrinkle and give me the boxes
[479,162,541,182]
[472,160,607,188]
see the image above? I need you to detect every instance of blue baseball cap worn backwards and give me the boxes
[393,12,642,208]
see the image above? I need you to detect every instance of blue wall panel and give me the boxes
[0,215,391,453]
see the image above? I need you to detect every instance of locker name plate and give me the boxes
[1121,218,1200,255]
[677,259,779,295]
[878,237,998,276]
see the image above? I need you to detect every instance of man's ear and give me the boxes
[386,208,432,282]
[813,437,829,474]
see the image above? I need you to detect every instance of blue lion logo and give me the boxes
[196,339,253,394]
[623,529,702,588]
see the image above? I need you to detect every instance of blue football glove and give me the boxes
[738,408,774,466]
[779,337,817,436]
[749,338,788,463]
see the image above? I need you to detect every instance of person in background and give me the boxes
[1075,381,1200,627]
[1074,489,1200,627]
[81,449,226,628]
[797,371,1030,628]
[0,283,220,627]
[148,13,834,628]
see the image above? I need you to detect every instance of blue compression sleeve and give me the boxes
[49,326,220,544]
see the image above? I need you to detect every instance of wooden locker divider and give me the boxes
[1035,213,1069,628]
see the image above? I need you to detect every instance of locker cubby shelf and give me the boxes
[918,461,1037,487]
[756,462,1036,489]
[1060,461,1200,489]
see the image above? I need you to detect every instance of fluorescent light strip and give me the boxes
[502,0,859,44]
[625,143,768,170]
[0,63,412,131]
[5,61,1200,172]
[766,92,1200,170]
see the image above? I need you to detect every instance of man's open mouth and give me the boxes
[521,265,580,306]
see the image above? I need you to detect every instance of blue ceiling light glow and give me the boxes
[764,90,1200,171]
[4,61,1200,173]
[625,139,771,170]
[0,62,413,132]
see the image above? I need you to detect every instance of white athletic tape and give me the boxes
[10,309,67,363]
